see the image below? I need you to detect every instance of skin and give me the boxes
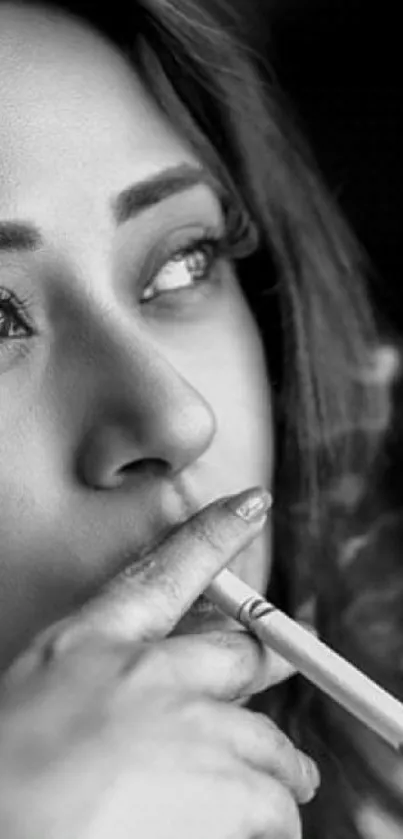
[0,3,274,673]
[2,8,400,838]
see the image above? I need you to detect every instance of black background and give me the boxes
[232,0,402,334]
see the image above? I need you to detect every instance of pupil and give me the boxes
[187,248,208,278]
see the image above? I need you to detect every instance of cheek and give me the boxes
[0,410,64,527]
[195,291,274,491]
[0,408,75,653]
[0,424,86,669]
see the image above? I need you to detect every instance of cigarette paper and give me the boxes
[206,569,403,751]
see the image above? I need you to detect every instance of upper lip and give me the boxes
[75,469,228,595]
[106,475,216,574]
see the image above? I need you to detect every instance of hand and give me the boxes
[0,489,319,839]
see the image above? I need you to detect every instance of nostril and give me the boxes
[118,458,168,479]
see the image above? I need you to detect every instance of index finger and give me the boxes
[48,487,272,653]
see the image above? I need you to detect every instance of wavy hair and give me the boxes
[5,1,401,835]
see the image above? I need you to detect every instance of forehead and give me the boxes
[0,3,198,208]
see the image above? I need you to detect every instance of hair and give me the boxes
[3,1,403,835]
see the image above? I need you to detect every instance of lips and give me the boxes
[99,477,257,632]
[170,603,239,637]
[187,592,220,616]
[170,586,243,637]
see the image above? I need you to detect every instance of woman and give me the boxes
[0,1,400,837]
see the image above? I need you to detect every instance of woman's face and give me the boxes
[0,4,274,670]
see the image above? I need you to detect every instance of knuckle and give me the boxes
[206,631,263,697]
[38,619,125,674]
[32,616,82,664]
[152,571,184,610]
[253,715,318,804]
[257,714,294,754]
[188,515,227,556]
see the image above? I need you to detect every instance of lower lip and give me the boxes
[187,593,220,618]
[171,594,241,637]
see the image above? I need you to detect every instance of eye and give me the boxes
[0,289,32,342]
[141,237,222,303]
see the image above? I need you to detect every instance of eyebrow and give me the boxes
[113,163,222,225]
[0,163,222,254]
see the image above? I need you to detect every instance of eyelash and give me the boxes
[141,232,227,303]
[0,237,221,345]
[0,209,257,343]
[0,288,33,343]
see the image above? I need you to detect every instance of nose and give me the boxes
[76,323,217,490]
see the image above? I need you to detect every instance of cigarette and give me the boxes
[206,569,403,751]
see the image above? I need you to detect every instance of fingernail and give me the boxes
[228,488,273,523]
